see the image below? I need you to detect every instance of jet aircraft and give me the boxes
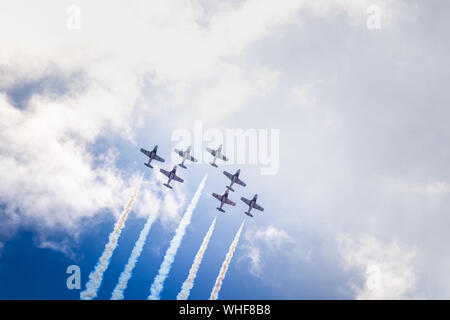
[174,146,198,169]
[160,165,184,189]
[140,145,165,168]
[212,189,236,213]
[206,144,228,167]
[223,169,246,192]
[241,194,264,217]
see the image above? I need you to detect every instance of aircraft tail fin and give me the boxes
[210,162,218,168]
[244,212,254,217]
[179,164,187,169]
[226,186,235,192]
[163,183,173,189]
[216,207,225,213]
[144,163,153,169]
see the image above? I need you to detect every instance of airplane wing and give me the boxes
[223,171,233,181]
[160,169,170,178]
[172,174,184,183]
[253,203,264,211]
[212,193,222,201]
[241,197,251,206]
[224,198,236,206]
[220,154,228,161]
[189,155,198,162]
[153,154,165,163]
[174,149,184,157]
[235,178,246,187]
[140,148,151,157]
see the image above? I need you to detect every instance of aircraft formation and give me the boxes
[140,144,264,218]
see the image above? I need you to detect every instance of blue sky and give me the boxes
[1,0,450,300]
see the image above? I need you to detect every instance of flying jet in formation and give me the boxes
[140,145,165,168]
[223,169,246,192]
[241,194,264,217]
[141,145,265,216]
[160,165,184,189]
[174,146,198,169]
[206,144,228,167]
[212,189,236,213]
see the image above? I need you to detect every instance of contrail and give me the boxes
[80,177,142,300]
[148,174,208,300]
[111,210,159,300]
[210,219,245,300]
[177,216,217,300]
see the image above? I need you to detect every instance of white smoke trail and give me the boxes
[80,177,142,300]
[177,216,217,300]
[111,210,158,300]
[148,174,208,300]
[209,219,245,300]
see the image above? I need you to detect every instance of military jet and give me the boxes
[174,146,198,169]
[212,189,236,213]
[241,194,264,217]
[206,144,228,167]
[223,169,246,192]
[160,165,184,189]
[140,145,165,169]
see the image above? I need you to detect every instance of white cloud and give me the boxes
[338,234,418,299]
[242,226,295,277]
[391,180,450,199]
[289,83,317,110]
[251,226,293,251]
[0,93,129,228]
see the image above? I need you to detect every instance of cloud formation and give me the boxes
[242,226,295,277]
[338,234,418,299]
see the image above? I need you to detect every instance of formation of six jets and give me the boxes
[140,144,264,217]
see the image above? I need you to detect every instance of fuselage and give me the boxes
[230,170,240,184]
[248,195,257,211]
[215,145,222,159]
[219,191,229,207]
[182,147,191,163]
[149,146,158,159]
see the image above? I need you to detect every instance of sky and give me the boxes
[0,0,450,300]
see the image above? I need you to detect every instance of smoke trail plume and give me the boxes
[210,219,245,300]
[80,177,142,300]
[111,211,158,300]
[148,174,208,300]
[177,216,217,300]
